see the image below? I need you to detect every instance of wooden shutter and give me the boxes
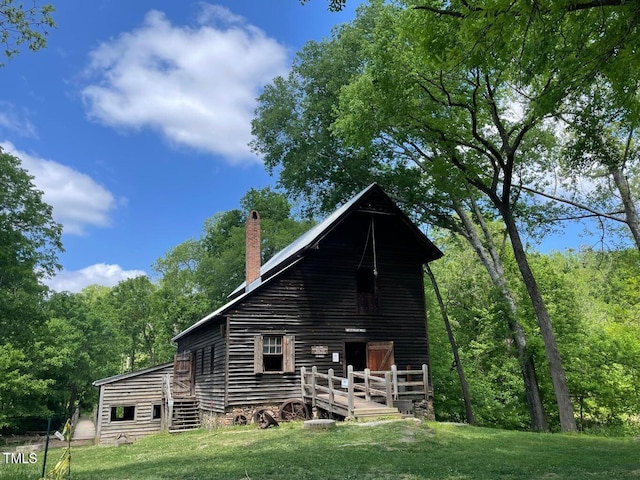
[283,335,295,373]
[254,335,264,374]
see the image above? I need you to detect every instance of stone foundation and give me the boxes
[413,399,435,421]
[200,403,282,429]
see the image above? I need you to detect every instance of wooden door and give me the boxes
[367,341,394,372]
[173,353,194,397]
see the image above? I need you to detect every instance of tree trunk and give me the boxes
[425,264,475,425]
[610,166,640,252]
[501,207,577,432]
[457,205,548,431]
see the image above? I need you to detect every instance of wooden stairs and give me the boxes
[169,398,201,432]
[352,404,403,419]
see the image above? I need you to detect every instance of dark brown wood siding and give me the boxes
[178,318,227,412]
[177,208,433,409]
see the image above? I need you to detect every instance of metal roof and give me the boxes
[93,362,173,387]
[228,183,377,298]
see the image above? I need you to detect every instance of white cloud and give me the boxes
[45,263,147,293]
[1,141,117,235]
[0,102,37,137]
[81,4,289,164]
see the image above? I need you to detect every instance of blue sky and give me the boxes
[1,0,359,292]
[2,1,624,294]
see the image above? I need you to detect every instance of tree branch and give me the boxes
[515,184,628,224]
[567,0,629,11]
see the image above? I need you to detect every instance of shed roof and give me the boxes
[172,183,442,343]
[93,362,173,387]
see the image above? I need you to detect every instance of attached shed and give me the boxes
[93,363,173,444]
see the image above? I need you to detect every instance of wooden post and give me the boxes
[311,366,317,408]
[391,364,398,400]
[422,364,429,399]
[364,368,371,401]
[328,368,334,409]
[384,371,393,407]
[300,367,306,397]
[347,365,354,418]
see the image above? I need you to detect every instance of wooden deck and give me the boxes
[313,393,401,419]
[301,365,430,420]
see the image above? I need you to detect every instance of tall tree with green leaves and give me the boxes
[39,291,120,418]
[108,276,158,371]
[0,148,63,430]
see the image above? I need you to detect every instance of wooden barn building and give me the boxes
[93,184,442,442]
[93,363,174,444]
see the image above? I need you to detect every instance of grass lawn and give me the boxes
[1,420,638,479]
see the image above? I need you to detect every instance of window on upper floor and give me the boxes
[357,267,380,314]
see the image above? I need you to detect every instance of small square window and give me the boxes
[152,404,161,420]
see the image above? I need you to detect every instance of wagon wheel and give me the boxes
[251,408,273,426]
[279,399,311,422]
[252,408,279,429]
[232,414,248,426]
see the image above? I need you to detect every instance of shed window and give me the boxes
[110,405,135,422]
[152,404,161,420]
[254,335,295,374]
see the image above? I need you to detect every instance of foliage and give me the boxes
[299,0,346,13]
[153,187,315,320]
[3,421,640,479]
[38,291,120,417]
[426,232,530,429]
[0,343,51,429]
[0,0,55,66]
[108,276,160,370]
[0,149,62,431]
[427,230,640,431]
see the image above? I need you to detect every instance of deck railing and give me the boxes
[300,364,429,418]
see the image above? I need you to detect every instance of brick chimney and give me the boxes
[246,210,261,285]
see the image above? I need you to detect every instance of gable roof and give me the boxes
[93,362,173,387]
[171,183,442,343]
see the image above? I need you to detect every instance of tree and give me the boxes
[153,187,315,333]
[0,0,55,66]
[109,276,158,370]
[0,149,63,339]
[559,82,640,251]
[39,291,120,418]
[299,0,346,12]
[331,0,581,431]
[0,148,62,430]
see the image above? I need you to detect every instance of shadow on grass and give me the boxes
[24,422,640,480]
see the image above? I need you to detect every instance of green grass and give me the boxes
[2,420,639,479]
